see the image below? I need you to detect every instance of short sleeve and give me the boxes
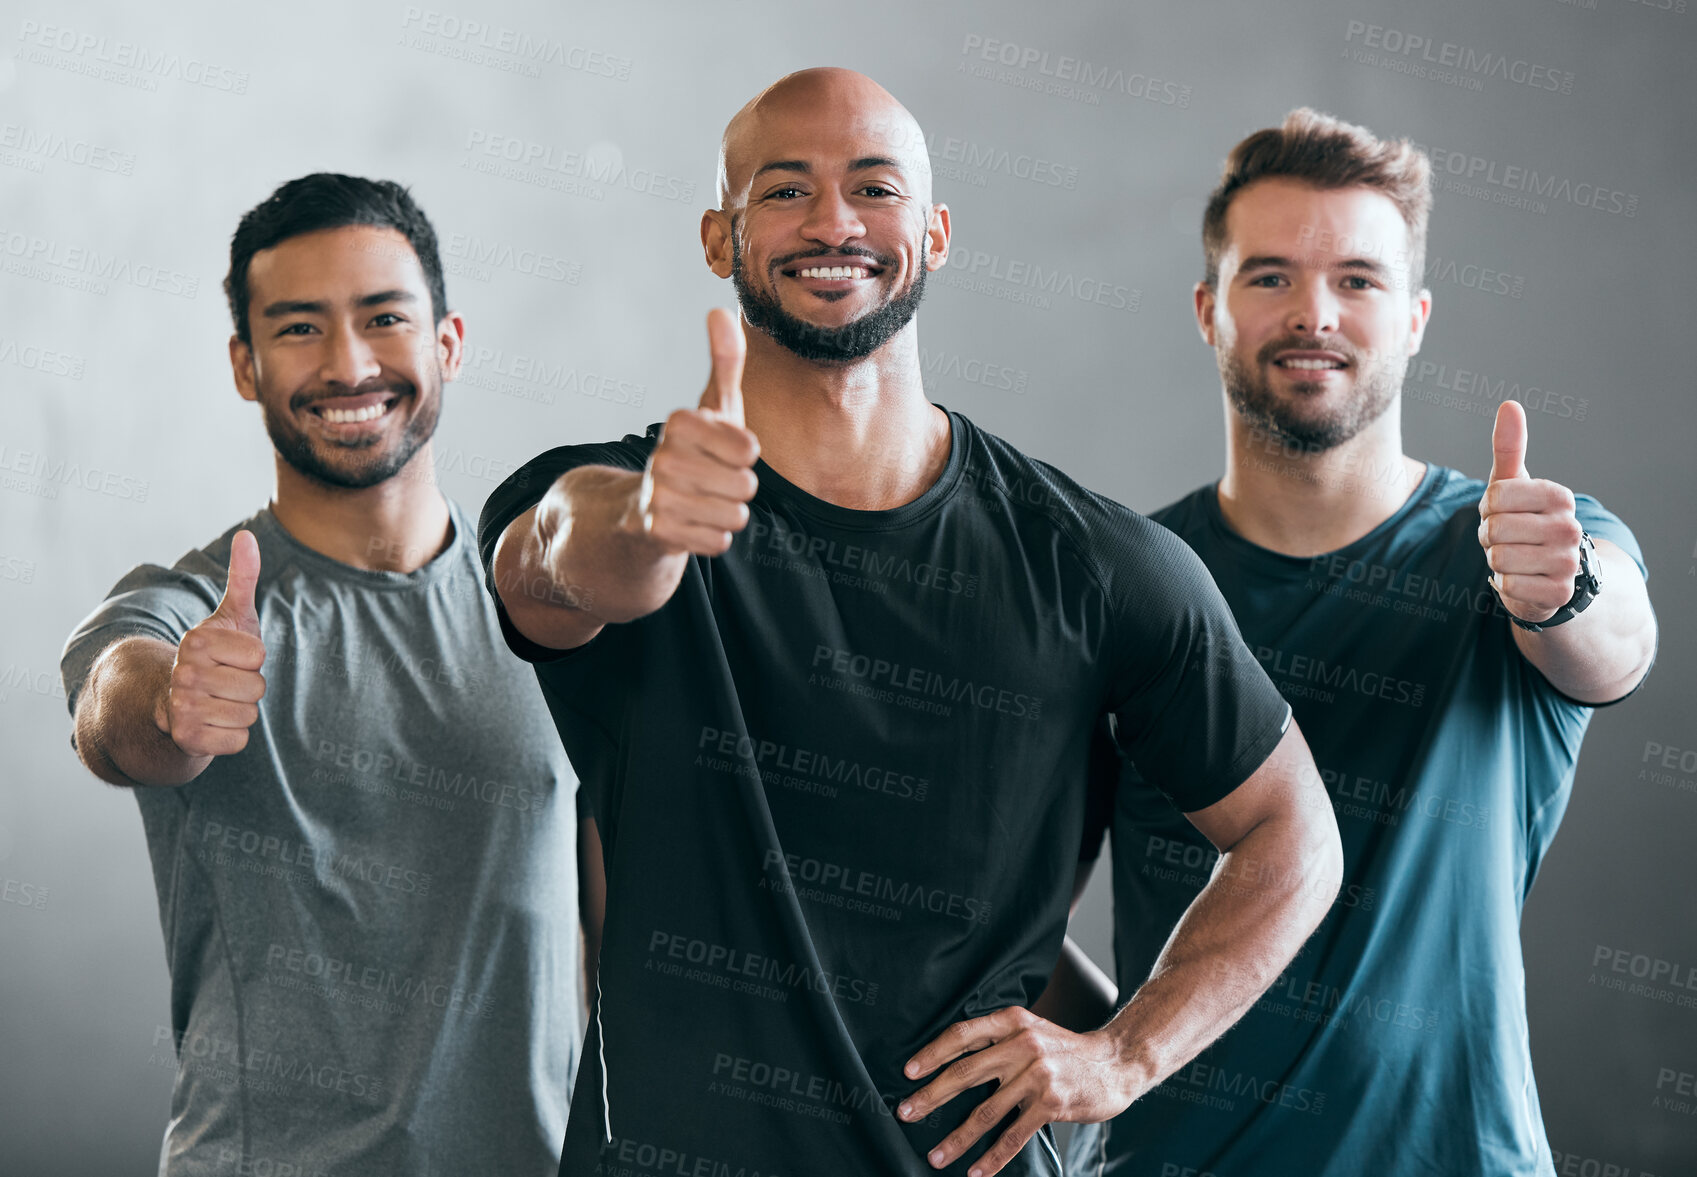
[1574,492,1646,582]
[59,564,221,719]
[1105,523,1292,813]
[475,430,658,664]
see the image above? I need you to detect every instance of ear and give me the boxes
[436,310,468,380]
[924,203,951,270]
[702,209,734,279]
[229,335,259,403]
[1194,281,1217,347]
[1406,287,1432,357]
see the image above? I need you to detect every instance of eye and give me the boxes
[858,184,898,198]
[1341,275,1377,291]
[277,322,317,336]
[1248,273,1285,287]
[765,186,806,200]
[370,312,405,327]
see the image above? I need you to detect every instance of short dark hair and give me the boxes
[224,173,449,345]
[1202,108,1432,291]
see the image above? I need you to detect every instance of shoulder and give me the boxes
[960,419,1218,601]
[957,414,1163,548]
[513,426,663,485]
[477,426,662,552]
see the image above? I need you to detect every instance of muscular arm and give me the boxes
[1480,401,1656,704]
[68,530,266,789]
[73,636,211,787]
[492,310,759,653]
[1510,538,1655,704]
[1097,720,1340,1094]
[493,469,686,652]
[901,722,1340,1172]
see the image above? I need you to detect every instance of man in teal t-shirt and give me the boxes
[1067,109,1657,1175]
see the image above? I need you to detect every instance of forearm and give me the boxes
[1512,540,1656,703]
[74,637,209,787]
[1031,935,1119,1033]
[1097,812,1340,1098]
[495,466,689,647]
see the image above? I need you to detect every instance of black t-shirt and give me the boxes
[479,409,1291,1177]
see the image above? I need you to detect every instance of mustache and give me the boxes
[1255,336,1360,363]
[769,245,895,271]
[290,378,413,412]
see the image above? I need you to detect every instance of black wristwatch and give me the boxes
[1490,530,1602,632]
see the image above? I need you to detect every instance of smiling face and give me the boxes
[1198,177,1430,451]
[705,69,949,363]
[230,224,463,488]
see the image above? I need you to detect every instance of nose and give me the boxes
[1285,276,1340,337]
[318,321,383,389]
[799,187,867,251]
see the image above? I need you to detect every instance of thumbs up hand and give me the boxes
[155,529,269,758]
[1478,401,1585,625]
[629,309,761,556]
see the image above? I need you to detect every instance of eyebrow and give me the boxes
[260,290,418,318]
[750,156,907,182]
[1239,254,1391,277]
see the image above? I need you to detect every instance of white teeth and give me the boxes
[321,403,388,423]
[1280,359,1344,370]
[797,265,868,279]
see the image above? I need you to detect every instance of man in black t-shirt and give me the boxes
[480,69,1343,1177]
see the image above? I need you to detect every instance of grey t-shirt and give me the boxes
[61,501,579,1177]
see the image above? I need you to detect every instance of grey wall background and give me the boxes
[2,0,1692,1172]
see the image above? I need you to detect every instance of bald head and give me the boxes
[717,68,932,209]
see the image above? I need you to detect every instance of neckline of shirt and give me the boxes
[1196,462,1452,576]
[246,498,466,590]
[748,405,968,532]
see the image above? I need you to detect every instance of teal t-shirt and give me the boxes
[1073,465,1646,1177]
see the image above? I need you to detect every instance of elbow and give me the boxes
[1305,804,1344,926]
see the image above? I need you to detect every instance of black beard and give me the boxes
[730,231,927,364]
[260,374,440,489]
[1219,337,1404,452]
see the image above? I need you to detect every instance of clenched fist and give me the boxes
[154,529,268,757]
[631,308,762,556]
[1478,401,1587,625]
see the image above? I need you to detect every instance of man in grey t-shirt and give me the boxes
[59,174,581,1176]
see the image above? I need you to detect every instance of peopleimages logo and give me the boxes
[745,517,978,597]
[1342,20,1575,93]
[958,34,1194,107]
[761,849,994,926]
[647,929,880,1005]
[1411,139,1639,218]
[15,20,250,93]
[808,644,1043,719]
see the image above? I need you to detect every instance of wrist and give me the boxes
[1088,1020,1158,1107]
[1492,529,1601,632]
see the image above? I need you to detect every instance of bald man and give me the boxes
[480,69,1342,1177]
